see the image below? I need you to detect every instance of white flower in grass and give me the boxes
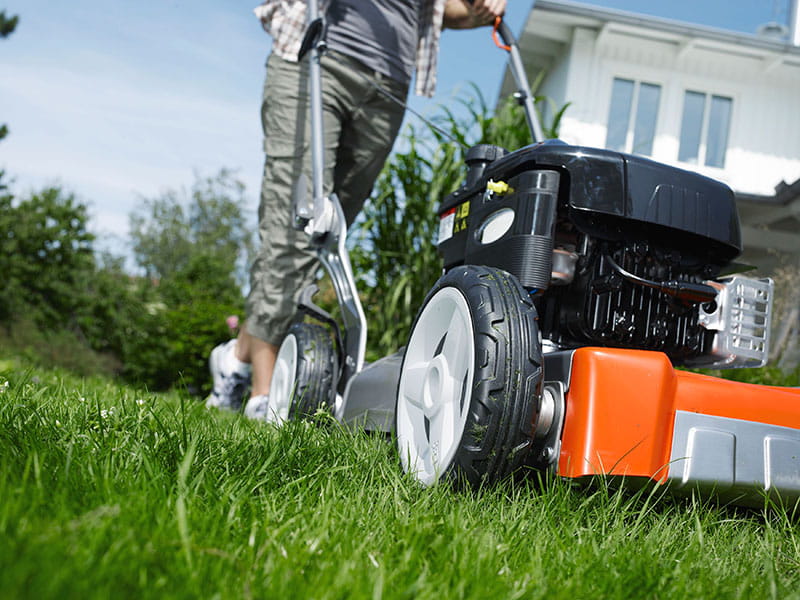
[0,380,8,393]
[79,396,86,403]
[136,398,145,406]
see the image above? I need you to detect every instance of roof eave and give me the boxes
[532,0,800,56]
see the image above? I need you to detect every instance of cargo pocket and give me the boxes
[261,54,310,159]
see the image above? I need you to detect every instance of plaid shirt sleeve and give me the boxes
[253,0,310,62]
[414,0,447,98]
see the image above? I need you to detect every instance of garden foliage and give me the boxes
[0,170,252,394]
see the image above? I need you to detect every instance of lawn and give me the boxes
[1,360,799,599]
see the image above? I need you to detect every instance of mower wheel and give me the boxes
[268,322,338,424]
[396,265,543,488]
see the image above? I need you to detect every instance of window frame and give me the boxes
[678,89,733,169]
[604,76,663,157]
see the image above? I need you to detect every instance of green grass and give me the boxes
[1,361,799,599]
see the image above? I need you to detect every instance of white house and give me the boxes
[503,0,800,267]
[503,0,800,364]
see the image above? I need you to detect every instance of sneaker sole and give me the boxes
[209,343,226,389]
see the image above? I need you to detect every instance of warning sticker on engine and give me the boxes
[454,202,470,234]
[438,202,470,244]
[438,208,456,244]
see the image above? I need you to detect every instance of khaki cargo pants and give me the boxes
[246,51,408,346]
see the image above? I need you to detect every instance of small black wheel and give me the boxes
[268,322,338,423]
[396,265,543,488]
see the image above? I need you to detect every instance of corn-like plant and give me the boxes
[350,85,569,360]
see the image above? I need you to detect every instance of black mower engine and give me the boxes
[437,141,773,369]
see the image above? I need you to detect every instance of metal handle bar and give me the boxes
[466,1,545,142]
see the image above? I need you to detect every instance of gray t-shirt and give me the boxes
[325,0,420,86]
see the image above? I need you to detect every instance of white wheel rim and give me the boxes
[397,287,475,486]
[268,333,297,424]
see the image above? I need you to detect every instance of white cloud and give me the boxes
[1,0,269,253]
[0,55,262,241]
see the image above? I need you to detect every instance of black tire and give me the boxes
[285,322,338,420]
[396,265,543,488]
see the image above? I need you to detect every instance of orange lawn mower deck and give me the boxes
[555,348,800,505]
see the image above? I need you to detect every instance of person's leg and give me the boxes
[241,333,278,396]
[244,53,320,405]
[240,57,355,419]
[207,53,317,412]
[232,54,404,415]
[320,53,408,225]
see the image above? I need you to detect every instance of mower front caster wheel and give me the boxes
[396,265,543,488]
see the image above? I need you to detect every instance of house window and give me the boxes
[605,78,661,156]
[678,91,732,168]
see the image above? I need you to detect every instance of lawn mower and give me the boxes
[271,1,800,507]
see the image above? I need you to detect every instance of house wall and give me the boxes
[549,26,800,196]
[537,47,569,128]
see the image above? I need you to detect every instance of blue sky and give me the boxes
[0,0,787,256]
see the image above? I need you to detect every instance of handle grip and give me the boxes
[495,17,514,47]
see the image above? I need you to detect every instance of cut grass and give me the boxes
[1,362,799,599]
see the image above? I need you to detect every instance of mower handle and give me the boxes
[465,0,545,142]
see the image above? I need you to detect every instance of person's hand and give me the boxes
[468,0,506,23]
[444,0,506,29]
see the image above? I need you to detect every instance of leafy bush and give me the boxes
[0,181,95,327]
[0,171,250,394]
[140,253,244,394]
[124,170,254,393]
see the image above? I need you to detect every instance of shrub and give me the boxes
[0,173,249,395]
[0,184,95,327]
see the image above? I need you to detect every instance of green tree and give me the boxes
[127,169,255,392]
[0,177,144,378]
[0,169,250,393]
[129,168,255,288]
[0,10,17,37]
[0,182,95,326]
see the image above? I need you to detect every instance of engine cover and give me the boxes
[438,142,742,268]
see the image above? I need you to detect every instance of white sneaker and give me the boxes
[205,340,251,411]
[243,394,270,420]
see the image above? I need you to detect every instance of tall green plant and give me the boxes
[351,86,569,360]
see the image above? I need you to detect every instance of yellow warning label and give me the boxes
[454,201,470,234]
